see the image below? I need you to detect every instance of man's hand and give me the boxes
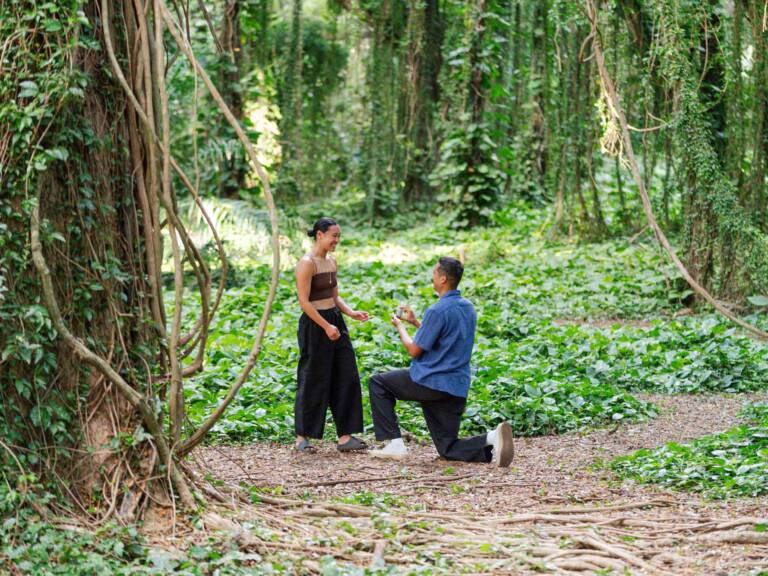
[391,314,403,328]
[349,310,370,322]
[401,305,419,326]
[325,325,341,341]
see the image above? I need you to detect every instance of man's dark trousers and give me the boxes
[368,369,492,463]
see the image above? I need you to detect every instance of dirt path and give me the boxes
[196,394,768,574]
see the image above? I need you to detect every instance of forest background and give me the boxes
[1,0,768,573]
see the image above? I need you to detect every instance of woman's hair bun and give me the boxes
[308,217,337,239]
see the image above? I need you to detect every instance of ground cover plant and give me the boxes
[612,403,768,498]
[0,501,297,575]
[4,0,768,573]
[181,210,768,444]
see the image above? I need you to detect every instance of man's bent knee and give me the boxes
[368,373,385,393]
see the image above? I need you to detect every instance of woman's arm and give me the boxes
[333,285,369,322]
[332,286,353,315]
[296,259,340,340]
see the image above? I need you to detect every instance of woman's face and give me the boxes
[317,225,341,252]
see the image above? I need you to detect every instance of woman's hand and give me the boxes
[325,324,341,341]
[349,310,369,322]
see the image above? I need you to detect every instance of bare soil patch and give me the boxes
[195,394,768,574]
[553,317,656,329]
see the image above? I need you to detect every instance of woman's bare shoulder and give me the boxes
[296,255,315,272]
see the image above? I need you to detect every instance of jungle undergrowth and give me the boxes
[179,205,768,444]
[612,402,768,498]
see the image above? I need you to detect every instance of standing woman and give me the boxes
[294,217,369,452]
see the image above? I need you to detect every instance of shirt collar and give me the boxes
[440,289,461,299]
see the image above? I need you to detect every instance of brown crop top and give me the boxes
[309,257,337,302]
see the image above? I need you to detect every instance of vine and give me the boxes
[587,0,768,341]
[648,0,768,297]
[1,0,280,522]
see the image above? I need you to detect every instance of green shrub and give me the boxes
[611,403,768,498]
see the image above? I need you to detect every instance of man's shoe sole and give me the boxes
[496,422,514,467]
[368,451,407,460]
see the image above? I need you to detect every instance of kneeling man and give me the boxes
[368,257,514,466]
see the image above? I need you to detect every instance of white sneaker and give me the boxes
[490,422,514,467]
[368,439,408,460]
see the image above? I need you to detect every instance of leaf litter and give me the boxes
[190,393,768,575]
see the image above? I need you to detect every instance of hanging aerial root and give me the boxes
[156,0,281,457]
[101,0,223,368]
[29,199,196,510]
[585,0,768,342]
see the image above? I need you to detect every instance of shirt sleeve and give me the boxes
[414,308,444,351]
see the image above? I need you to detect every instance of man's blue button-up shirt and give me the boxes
[410,290,476,398]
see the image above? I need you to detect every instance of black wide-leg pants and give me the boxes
[295,308,364,439]
[368,369,492,463]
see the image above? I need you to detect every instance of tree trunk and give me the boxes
[219,0,246,197]
[363,0,405,219]
[651,0,768,298]
[0,0,175,518]
[402,0,443,203]
[529,0,549,184]
[280,0,304,199]
[571,24,590,228]
[502,1,523,197]
[727,0,745,196]
[746,0,767,229]
[457,0,490,228]
[583,46,607,237]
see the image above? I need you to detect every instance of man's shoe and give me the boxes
[368,439,408,460]
[491,422,514,467]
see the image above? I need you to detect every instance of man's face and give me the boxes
[432,264,443,293]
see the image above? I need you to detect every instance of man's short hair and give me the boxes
[437,257,464,289]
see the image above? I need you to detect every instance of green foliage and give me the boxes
[1,0,160,509]
[271,15,351,200]
[337,490,408,510]
[272,18,349,125]
[430,122,505,228]
[182,206,768,444]
[612,403,768,498]
[0,497,278,575]
[508,319,768,396]
[428,1,512,228]
[0,0,98,473]
[649,0,768,295]
[183,211,693,444]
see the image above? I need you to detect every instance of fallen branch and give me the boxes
[574,534,664,574]
[699,532,768,545]
[370,540,387,568]
[541,499,672,515]
[702,517,768,533]
[296,474,408,488]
